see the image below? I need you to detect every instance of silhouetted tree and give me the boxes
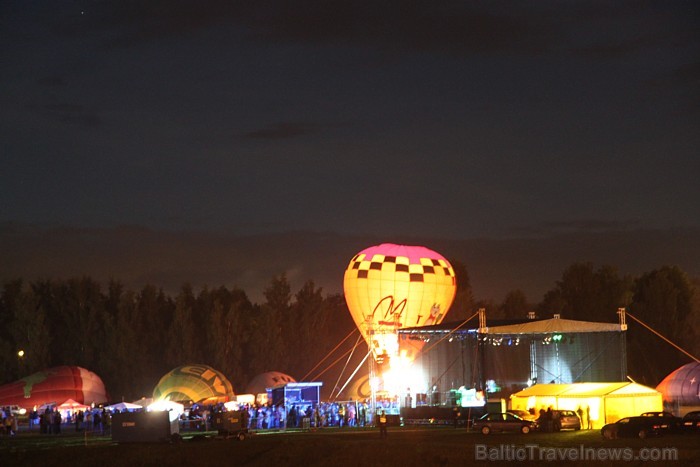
[446,260,474,322]
[248,275,291,377]
[166,284,197,367]
[500,289,530,319]
[287,280,325,378]
[204,286,252,386]
[543,263,632,322]
[627,266,699,385]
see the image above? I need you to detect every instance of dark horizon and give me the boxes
[3,221,699,306]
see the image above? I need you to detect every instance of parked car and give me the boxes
[508,410,537,422]
[681,411,700,432]
[552,410,581,431]
[474,412,538,434]
[640,411,682,432]
[601,416,668,439]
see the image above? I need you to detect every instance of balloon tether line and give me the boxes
[301,327,358,381]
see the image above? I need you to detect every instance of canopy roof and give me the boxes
[512,382,659,399]
[486,318,622,335]
[401,317,623,336]
[58,398,90,410]
[105,402,142,411]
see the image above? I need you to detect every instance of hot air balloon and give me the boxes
[0,366,108,409]
[656,362,700,406]
[245,371,296,395]
[152,364,235,404]
[343,243,457,362]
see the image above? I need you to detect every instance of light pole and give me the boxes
[17,349,25,377]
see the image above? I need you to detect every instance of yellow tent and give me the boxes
[510,382,662,429]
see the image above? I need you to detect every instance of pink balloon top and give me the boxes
[357,243,448,264]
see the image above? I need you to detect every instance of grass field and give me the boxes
[1,426,699,466]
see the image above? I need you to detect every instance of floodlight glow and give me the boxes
[223,401,240,411]
[147,400,184,422]
[382,355,427,396]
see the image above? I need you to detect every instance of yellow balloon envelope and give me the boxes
[343,244,457,361]
[153,364,235,404]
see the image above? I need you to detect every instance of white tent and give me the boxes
[105,402,142,412]
[131,397,153,408]
[147,399,185,423]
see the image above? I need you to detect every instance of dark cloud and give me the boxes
[43,1,561,55]
[542,219,643,233]
[37,76,66,87]
[27,103,102,128]
[243,122,317,140]
[36,0,696,65]
[668,61,700,85]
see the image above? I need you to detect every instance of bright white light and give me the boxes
[223,401,240,411]
[147,400,184,422]
[382,355,427,396]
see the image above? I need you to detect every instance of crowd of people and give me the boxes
[1,407,19,436]
[4,399,400,436]
[200,399,399,431]
[30,407,113,434]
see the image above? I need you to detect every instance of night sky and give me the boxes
[2,1,699,240]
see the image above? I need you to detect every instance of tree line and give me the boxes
[0,261,698,400]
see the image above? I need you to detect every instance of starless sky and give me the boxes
[2,1,699,239]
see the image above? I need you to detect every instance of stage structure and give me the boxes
[268,382,323,429]
[398,311,628,406]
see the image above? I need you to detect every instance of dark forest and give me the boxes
[1,262,697,400]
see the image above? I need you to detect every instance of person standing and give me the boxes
[586,405,592,430]
[378,410,388,439]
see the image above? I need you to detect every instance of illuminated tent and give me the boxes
[510,382,662,429]
[152,364,235,404]
[58,398,90,411]
[131,397,153,408]
[343,243,456,361]
[245,371,296,395]
[656,362,700,406]
[105,402,142,412]
[0,366,107,409]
